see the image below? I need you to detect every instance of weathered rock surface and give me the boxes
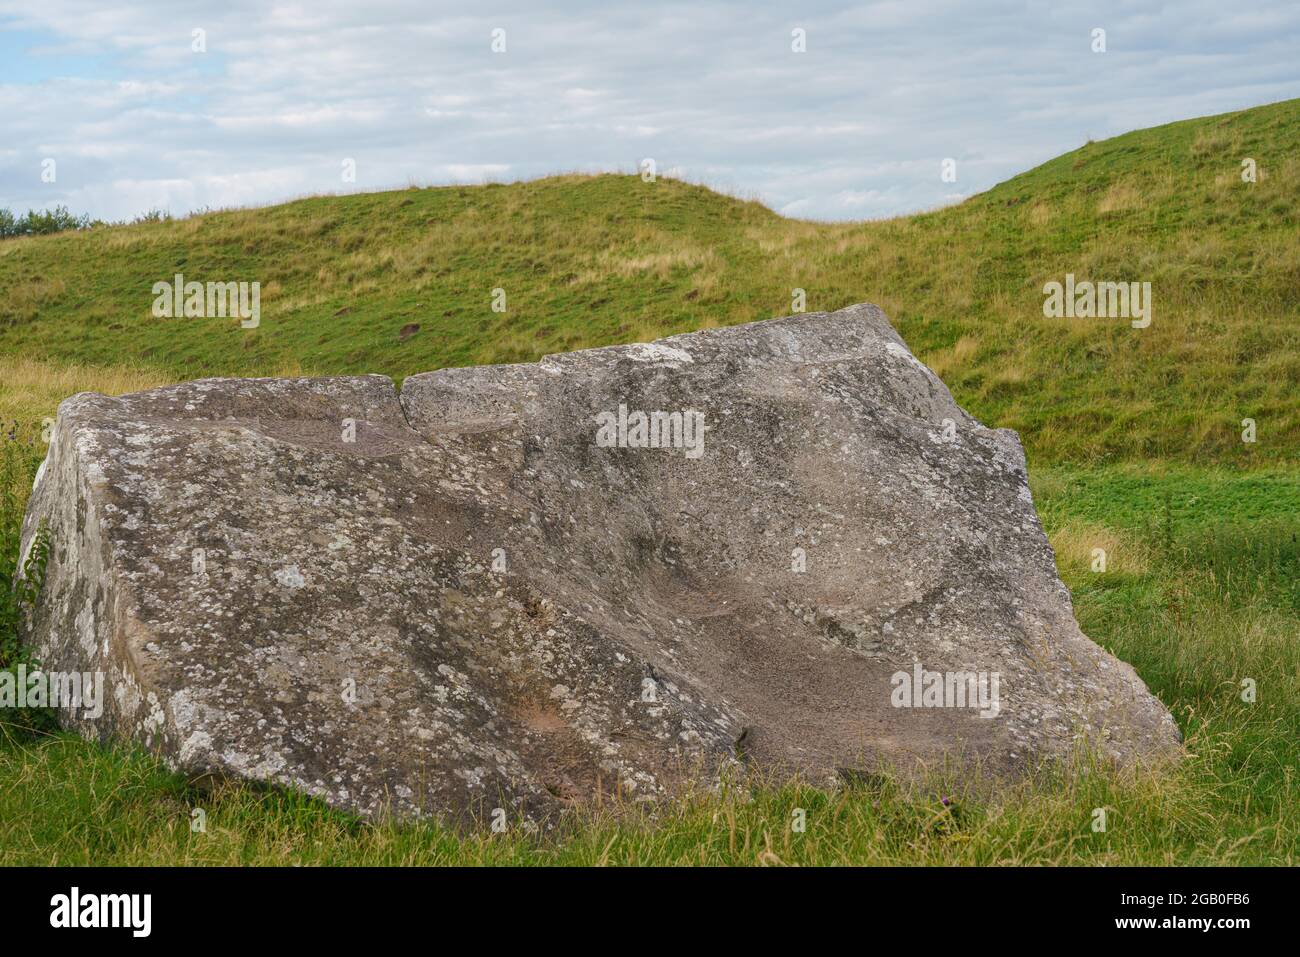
[19,303,1180,824]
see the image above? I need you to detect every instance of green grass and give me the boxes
[1,98,1298,865]
[3,453,1296,864]
[2,98,1298,466]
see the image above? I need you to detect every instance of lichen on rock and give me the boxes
[18,303,1180,826]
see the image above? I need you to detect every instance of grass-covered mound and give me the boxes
[1,98,1297,864]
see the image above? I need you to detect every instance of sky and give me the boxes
[2,1,1299,223]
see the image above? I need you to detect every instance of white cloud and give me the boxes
[0,0,1298,221]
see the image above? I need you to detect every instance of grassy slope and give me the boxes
[1,99,1298,865]
[2,98,1298,465]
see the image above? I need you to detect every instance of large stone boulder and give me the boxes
[18,303,1179,824]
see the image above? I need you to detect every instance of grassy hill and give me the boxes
[1,99,1298,865]
[2,98,1298,466]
